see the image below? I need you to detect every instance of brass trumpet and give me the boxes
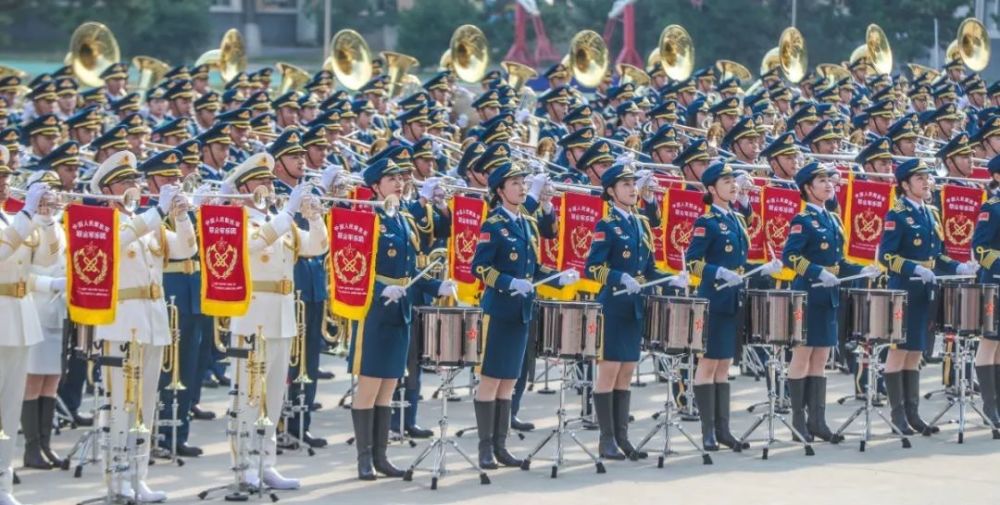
[290,291,312,386]
[247,326,272,429]
[162,298,185,392]
[124,330,149,435]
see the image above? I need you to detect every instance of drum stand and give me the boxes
[534,358,557,394]
[277,390,314,457]
[926,335,1000,442]
[152,388,186,466]
[738,345,815,460]
[678,352,699,421]
[835,342,912,451]
[923,333,963,400]
[520,360,606,478]
[66,352,110,477]
[431,368,475,400]
[746,345,790,414]
[836,342,886,407]
[337,375,355,408]
[634,353,712,467]
[402,367,490,490]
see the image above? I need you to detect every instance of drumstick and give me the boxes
[613,274,679,296]
[908,274,976,282]
[810,271,877,288]
[715,262,770,289]
[533,269,576,288]
[384,259,443,306]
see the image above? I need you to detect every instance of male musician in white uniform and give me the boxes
[0,146,60,505]
[91,151,196,503]
[223,153,328,490]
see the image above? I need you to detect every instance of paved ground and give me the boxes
[11,355,1000,505]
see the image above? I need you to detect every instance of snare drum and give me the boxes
[644,295,708,353]
[940,282,999,337]
[846,289,907,344]
[416,307,483,366]
[745,289,806,346]
[534,300,603,359]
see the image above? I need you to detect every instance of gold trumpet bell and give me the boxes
[906,62,940,82]
[866,24,893,75]
[69,21,121,87]
[568,30,609,88]
[439,49,453,72]
[761,46,781,76]
[816,62,850,86]
[132,55,170,91]
[501,60,538,93]
[957,17,991,72]
[195,28,247,83]
[276,62,310,94]
[330,29,372,91]
[617,63,650,86]
[380,51,420,98]
[659,24,694,81]
[778,27,807,83]
[450,24,490,84]
[0,64,28,81]
[716,59,751,84]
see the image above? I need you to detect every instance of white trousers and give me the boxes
[0,346,29,494]
[229,336,290,475]
[103,341,164,487]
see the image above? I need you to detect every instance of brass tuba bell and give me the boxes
[865,24,893,75]
[778,26,807,83]
[715,59,751,84]
[568,29,609,88]
[760,46,781,76]
[658,24,694,81]
[816,63,850,87]
[68,21,121,87]
[450,24,489,84]
[380,51,420,98]
[955,17,991,72]
[906,62,939,82]
[195,28,247,83]
[617,63,650,87]
[328,29,372,91]
[439,49,453,72]
[132,56,170,92]
[501,60,538,93]
[275,61,310,94]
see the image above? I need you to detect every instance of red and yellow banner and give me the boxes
[832,165,853,219]
[661,187,704,273]
[198,205,251,316]
[746,179,767,263]
[760,185,802,281]
[537,194,577,300]
[65,204,119,325]
[350,186,376,213]
[940,184,986,263]
[559,192,606,294]
[449,195,487,304]
[2,198,24,213]
[843,178,895,264]
[328,207,379,320]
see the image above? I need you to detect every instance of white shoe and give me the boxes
[136,481,167,503]
[0,492,24,505]
[262,468,300,490]
[243,470,261,489]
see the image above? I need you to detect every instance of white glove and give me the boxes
[735,172,751,188]
[320,164,343,190]
[381,285,407,304]
[419,177,441,201]
[957,261,980,276]
[761,258,784,276]
[509,278,534,297]
[528,173,549,201]
[515,108,531,124]
[716,267,743,287]
[456,114,469,129]
[818,269,840,287]
[861,264,882,278]
[558,269,580,286]
[620,273,642,294]
[51,277,67,294]
[438,279,457,297]
[191,183,213,207]
[285,183,308,215]
[158,184,180,215]
[668,271,690,288]
[432,141,444,158]
[735,173,751,207]
[528,159,545,174]
[22,183,49,216]
[914,265,936,284]
[614,152,635,165]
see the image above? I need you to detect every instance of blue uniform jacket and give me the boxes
[782,204,863,308]
[585,207,667,319]
[972,192,1000,282]
[685,205,751,315]
[879,197,959,293]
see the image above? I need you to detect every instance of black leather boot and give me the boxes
[715,383,749,451]
[903,370,938,435]
[807,377,843,443]
[21,399,52,470]
[612,390,646,459]
[788,378,812,443]
[884,372,914,436]
[38,397,66,467]
[977,365,999,426]
[593,392,625,460]
[493,399,524,467]
[373,406,405,477]
[693,384,718,451]
[351,408,376,481]
[474,400,498,470]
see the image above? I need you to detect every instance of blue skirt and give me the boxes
[600,312,642,362]
[804,300,838,348]
[479,313,529,380]
[348,311,410,379]
[704,311,738,359]
[889,278,932,352]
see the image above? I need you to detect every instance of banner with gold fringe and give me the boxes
[560,192,606,294]
[843,178,895,264]
[198,205,251,316]
[329,207,379,320]
[65,204,119,325]
[449,195,487,304]
[661,187,704,273]
[940,184,986,263]
[760,185,802,281]
[537,193,577,300]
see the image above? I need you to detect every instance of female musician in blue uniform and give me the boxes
[782,162,879,444]
[347,158,456,480]
[970,156,1000,427]
[879,159,977,436]
[585,164,686,460]
[471,162,577,470]
[685,162,781,451]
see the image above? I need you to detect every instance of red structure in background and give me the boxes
[504,2,560,67]
[603,3,642,69]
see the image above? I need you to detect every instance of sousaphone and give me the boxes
[450,24,489,83]
[568,30,609,88]
[275,62,310,94]
[132,56,170,91]
[195,29,247,83]
[716,59,751,84]
[866,24,892,75]
[380,51,420,98]
[328,29,372,91]
[68,22,121,87]
[956,17,991,72]
[658,24,694,81]
[778,26,807,83]
[501,60,538,93]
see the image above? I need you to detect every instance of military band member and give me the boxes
[19,114,62,169]
[21,81,58,125]
[119,113,152,160]
[393,105,431,147]
[197,123,233,182]
[611,101,642,143]
[54,76,78,121]
[786,103,821,144]
[152,118,193,148]
[971,156,1000,427]
[554,127,595,180]
[143,85,171,127]
[721,117,761,165]
[471,161,576,469]
[686,162,782,451]
[878,159,978,436]
[65,106,103,147]
[272,92,300,133]
[347,158,454,480]
[193,91,221,135]
[887,116,919,158]
[855,136,894,176]
[225,153,327,489]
